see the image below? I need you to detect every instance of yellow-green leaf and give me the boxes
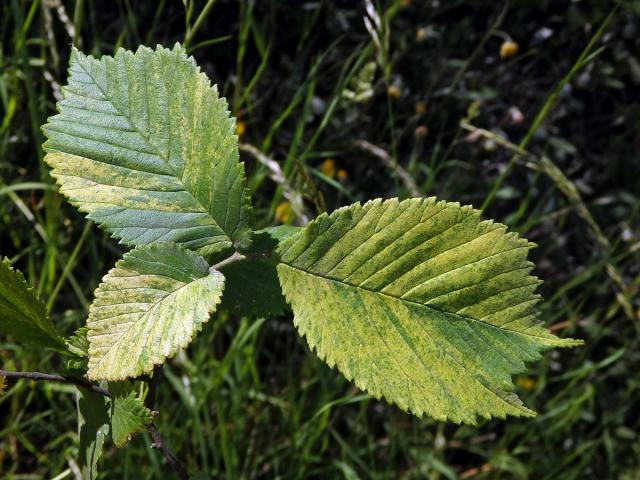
[277,198,582,424]
[87,242,225,381]
[42,44,251,257]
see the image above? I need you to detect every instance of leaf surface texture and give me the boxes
[87,242,225,380]
[277,198,582,424]
[43,44,251,256]
[109,383,153,448]
[0,258,66,352]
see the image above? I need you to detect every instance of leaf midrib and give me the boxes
[89,271,216,373]
[282,263,534,417]
[280,262,555,343]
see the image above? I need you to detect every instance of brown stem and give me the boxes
[209,251,246,273]
[0,369,109,396]
[0,369,189,480]
[146,423,189,480]
[143,366,189,480]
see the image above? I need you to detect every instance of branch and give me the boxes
[0,369,189,480]
[209,251,246,272]
[146,423,188,480]
[0,369,109,396]
[143,366,189,480]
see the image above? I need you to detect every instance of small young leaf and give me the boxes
[65,326,90,371]
[220,226,301,317]
[277,198,582,424]
[87,242,225,381]
[0,257,67,352]
[77,389,110,480]
[0,374,6,396]
[43,44,252,257]
[109,383,153,448]
[66,326,90,358]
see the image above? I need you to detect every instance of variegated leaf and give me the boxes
[87,242,225,380]
[43,44,251,257]
[277,198,582,424]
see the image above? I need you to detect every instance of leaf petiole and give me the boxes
[209,251,247,272]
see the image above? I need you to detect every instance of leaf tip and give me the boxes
[556,337,584,348]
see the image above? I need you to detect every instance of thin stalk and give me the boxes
[210,251,246,272]
[0,370,109,397]
[184,0,219,49]
[72,0,84,46]
[46,221,93,313]
[481,5,618,211]
[449,1,509,93]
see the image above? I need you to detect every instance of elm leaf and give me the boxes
[43,44,251,257]
[109,383,153,448]
[0,257,67,352]
[87,242,225,381]
[277,198,582,424]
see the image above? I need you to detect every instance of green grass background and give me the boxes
[1,0,639,478]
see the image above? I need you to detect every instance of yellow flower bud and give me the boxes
[387,85,401,99]
[500,40,519,60]
[319,158,337,178]
[235,120,247,136]
[337,169,348,182]
[416,27,428,43]
[516,377,536,391]
[275,201,293,224]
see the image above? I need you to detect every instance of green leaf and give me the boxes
[42,44,252,257]
[87,242,225,380]
[260,225,303,242]
[0,257,67,352]
[77,389,110,480]
[109,383,153,448]
[66,326,90,357]
[220,226,301,317]
[277,198,582,424]
[65,326,90,371]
